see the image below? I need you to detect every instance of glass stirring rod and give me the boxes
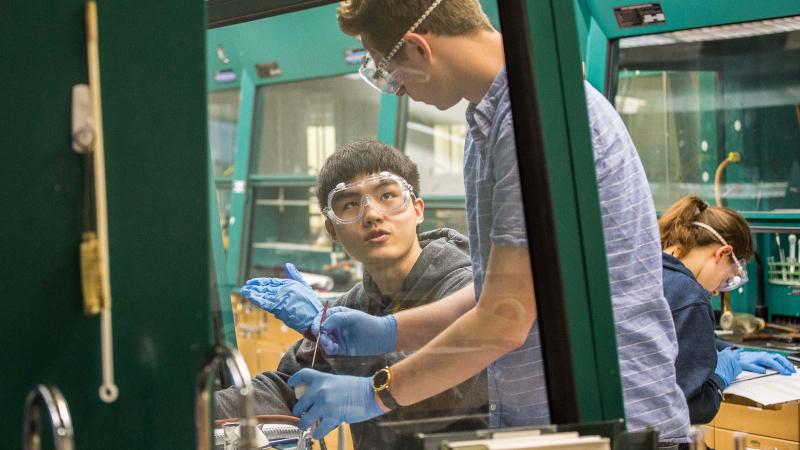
[293,302,329,446]
[295,301,330,402]
[311,302,329,368]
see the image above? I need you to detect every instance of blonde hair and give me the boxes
[659,195,754,260]
[337,0,493,59]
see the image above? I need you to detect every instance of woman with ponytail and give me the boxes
[659,196,795,424]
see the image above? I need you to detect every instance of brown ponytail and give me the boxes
[659,195,754,260]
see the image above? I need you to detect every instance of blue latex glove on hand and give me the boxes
[289,369,384,439]
[311,306,397,356]
[240,263,322,334]
[714,347,742,388]
[738,350,796,375]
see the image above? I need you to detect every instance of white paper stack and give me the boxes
[724,371,800,406]
[443,430,610,450]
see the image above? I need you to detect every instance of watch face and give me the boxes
[373,369,389,389]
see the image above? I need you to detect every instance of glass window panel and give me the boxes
[247,185,358,291]
[251,75,382,176]
[420,208,467,235]
[208,0,711,445]
[216,187,232,247]
[615,20,800,212]
[211,2,661,448]
[405,99,469,196]
[208,89,240,178]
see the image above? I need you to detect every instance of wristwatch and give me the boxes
[372,366,400,410]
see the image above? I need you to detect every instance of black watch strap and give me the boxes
[377,384,400,410]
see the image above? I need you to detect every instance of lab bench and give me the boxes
[705,401,800,450]
[699,334,800,449]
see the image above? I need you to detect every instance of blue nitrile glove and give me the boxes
[311,306,397,356]
[240,263,322,333]
[288,369,384,439]
[738,350,797,375]
[714,347,742,388]
[283,262,308,285]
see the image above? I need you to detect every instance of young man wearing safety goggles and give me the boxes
[659,196,795,425]
[219,139,488,449]
[274,0,692,445]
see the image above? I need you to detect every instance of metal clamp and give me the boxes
[23,385,75,450]
[687,426,706,450]
[732,431,748,450]
[195,345,256,450]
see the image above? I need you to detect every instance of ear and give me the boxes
[324,219,338,242]
[714,244,732,263]
[413,197,425,225]
[402,32,433,63]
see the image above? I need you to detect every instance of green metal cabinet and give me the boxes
[1,1,210,449]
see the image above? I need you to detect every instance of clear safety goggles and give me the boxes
[358,0,444,94]
[359,55,426,95]
[323,172,415,225]
[693,221,749,292]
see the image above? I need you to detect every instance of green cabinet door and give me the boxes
[1,2,211,448]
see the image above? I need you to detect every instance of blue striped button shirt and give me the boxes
[463,69,689,442]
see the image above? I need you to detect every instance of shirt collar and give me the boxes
[466,67,508,136]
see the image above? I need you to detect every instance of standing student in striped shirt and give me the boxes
[278,0,691,445]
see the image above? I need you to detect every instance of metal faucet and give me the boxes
[23,384,75,450]
[195,345,256,450]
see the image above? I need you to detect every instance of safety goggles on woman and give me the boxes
[324,172,415,225]
[693,221,749,292]
[358,0,444,94]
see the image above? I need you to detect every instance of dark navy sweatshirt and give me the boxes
[662,253,726,424]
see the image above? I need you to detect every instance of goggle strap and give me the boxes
[692,221,745,273]
[385,0,445,62]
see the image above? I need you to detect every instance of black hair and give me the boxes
[315,138,421,210]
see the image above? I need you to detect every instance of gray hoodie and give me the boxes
[215,228,487,449]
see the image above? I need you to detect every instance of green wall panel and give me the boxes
[581,0,800,91]
[206,4,364,91]
[0,1,210,448]
[225,71,256,287]
[377,94,401,146]
[586,0,800,39]
[573,0,591,58]
[584,17,608,91]
[206,1,501,93]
